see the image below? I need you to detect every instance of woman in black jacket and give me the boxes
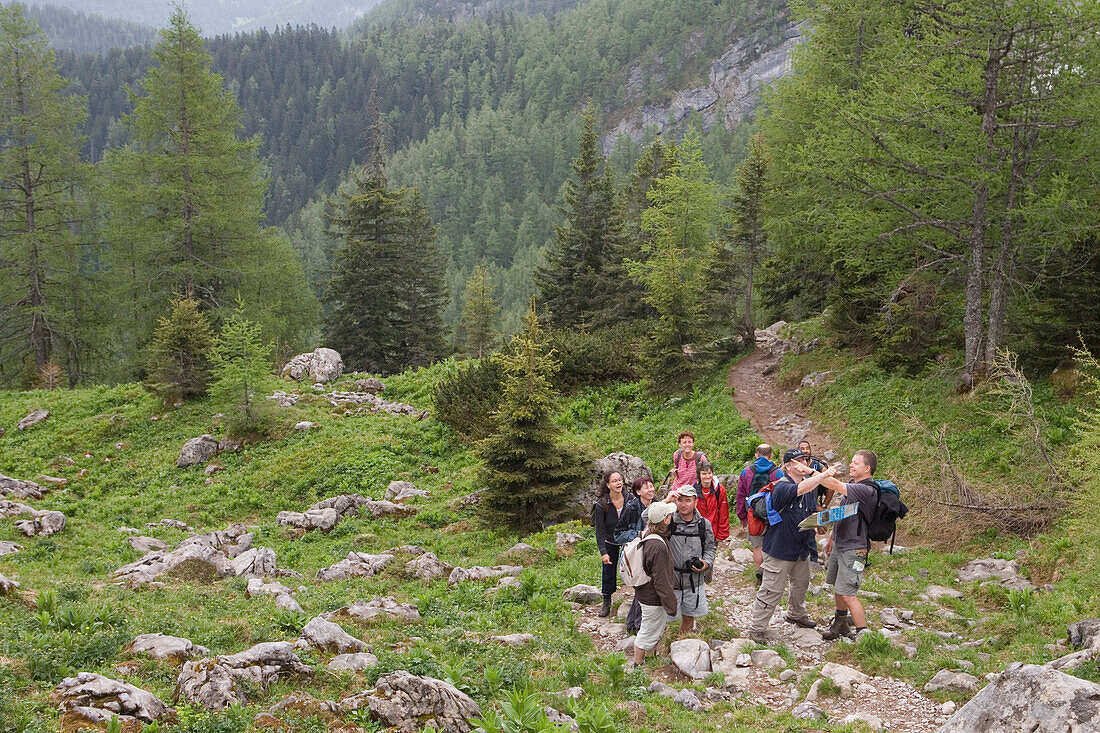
[614,474,656,633]
[592,470,626,617]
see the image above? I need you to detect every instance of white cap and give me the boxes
[647,502,676,524]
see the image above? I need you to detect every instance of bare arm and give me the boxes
[797,465,840,495]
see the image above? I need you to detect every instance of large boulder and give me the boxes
[114,543,235,585]
[176,642,311,711]
[17,409,49,430]
[938,663,1100,732]
[340,671,481,733]
[957,557,1024,583]
[355,378,384,394]
[0,474,46,500]
[177,435,219,468]
[329,652,380,673]
[281,348,344,384]
[924,669,979,694]
[0,573,20,595]
[231,547,277,578]
[298,616,367,654]
[310,493,371,516]
[404,552,453,581]
[385,481,428,503]
[570,453,651,517]
[127,634,210,661]
[0,541,22,557]
[276,507,339,532]
[16,509,66,537]
[317,552,393,582]
[561,584,602,604]
[670,639,712,679]
[820,662,870,698]
[448,565,523,585]
[51,672,173,724]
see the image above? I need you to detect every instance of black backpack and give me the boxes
[749,464,773,494]
[858,479,908,553]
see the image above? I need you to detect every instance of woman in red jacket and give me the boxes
[694,462,730,542]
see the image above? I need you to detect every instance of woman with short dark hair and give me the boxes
[592,470,626,617]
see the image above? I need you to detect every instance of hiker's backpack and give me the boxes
[746,481,777,537]
[859,479,909,552]
[618,534,667,586]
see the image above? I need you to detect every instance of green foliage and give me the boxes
[433,356,505,442]
[535,106,624,331]
[0,3,92,386]
[477,305,590,530]
[544,323,644,390]
[601,654,627,689]
[460,262,500,358]
[324,140,448,373]
[627,129,719,394]
[208,304,275,437]
[144,297,216,403]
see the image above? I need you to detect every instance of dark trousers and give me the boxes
[601,544,620,597]
[626,596,642,631]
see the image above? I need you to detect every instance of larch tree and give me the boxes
[0,3,87,385]
[104,7,315,376]
[460,261,498,358]
[626,130,718,393]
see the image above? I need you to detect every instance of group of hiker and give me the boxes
[592,431,904,668]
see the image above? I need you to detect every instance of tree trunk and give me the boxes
[14,50,47,371]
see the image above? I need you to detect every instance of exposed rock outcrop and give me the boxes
[339,597,421,623]
[340,672,481,733]
[51,672,173,724]
[16,510,66,537]
[177,435,219,468]
[317,552,393,581]
[175,642,311,711]
[0,474,46,500]
[448,565,522,585]
[281,348,344,384]
[127,633,210,661]
[17,409,49,430]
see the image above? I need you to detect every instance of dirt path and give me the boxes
[572,345,948,730]
[726,346,835,456]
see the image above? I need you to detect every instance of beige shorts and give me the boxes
[635,603,670,651]
[826,548,864,596]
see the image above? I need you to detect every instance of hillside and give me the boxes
[21,3,157,53]
[1,332,1099,730]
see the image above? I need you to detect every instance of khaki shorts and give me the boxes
[826,548,864,596]
[635,603,669,651]
[668,583,708,620]
[748,533,763,548]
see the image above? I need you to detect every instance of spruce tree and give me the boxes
[626,130,718,394]
[534,105,622,330]
[477,303,589,531]
[0,4,88,384]
[145,296,216,403]
[209,303,274,438]
[460,261,499,358]
[325,96,448,373]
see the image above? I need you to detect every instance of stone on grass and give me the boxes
[749,649,785,671]
[571,453,650,516]
[17,409,49,430]
[924,669,979,694]
[276,507,339,532]
[820,662,870,698]
[129,536,168,553]
[555,532,584,549]
[339,671,481,733]
[710,639,753,676]
[0,573,20,594]
[355,378,384,394]
[340,597,421,623]
[281,348,343,384]
[36,475,67,488]
[448,565,522,585]
[0,540,22,557]
[317,552,393,582]
[956,557,1022,583]
[561,584,602,603]
[231,547,277,578]
[842,713,884,730]
[670,639,712,679]
[359,499,417,518]
[51,672,172,724]
[0,500,33,517]
[176,641,312,710]
[1068,618,1100,649]
[405,552,453,580]
[16,510,66,536]
[489,633,534,647]
[501,542,542,559]
[275,594,303,614]
[328,652,379,673]
[385,481,428,503]
[294,421,318,431]
[938,662,1100,732]
[127,633,210,661]
[246,578,293,598]
[114,543,235,585]
[310,493,371,516]
[175,660,243,710]
[0,473,46,499]
[673,688,705,711]
[924,585,964,601]
[299,616,366,653]
[176,435,219,467]
[792,701,825,720]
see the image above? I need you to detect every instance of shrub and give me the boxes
[433,356,504,442]
[208,304,277,438]
[145,296,216,403]
[545,323,643,390]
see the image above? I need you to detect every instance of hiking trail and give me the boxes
[574,344,948,730]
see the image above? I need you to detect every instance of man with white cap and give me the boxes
[665,485,717,634]
[631,501,677,669]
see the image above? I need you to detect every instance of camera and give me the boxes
[689,556,705,571]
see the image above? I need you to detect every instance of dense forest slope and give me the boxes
[20,3,156,53]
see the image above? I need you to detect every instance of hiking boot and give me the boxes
[597,597,612,617]
[784,614,817,629]
[821,613,852,641]
[748,630,769,644]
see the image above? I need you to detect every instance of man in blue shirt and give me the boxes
[747,449,839,643]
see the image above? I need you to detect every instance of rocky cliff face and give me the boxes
[604,21,805,149]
